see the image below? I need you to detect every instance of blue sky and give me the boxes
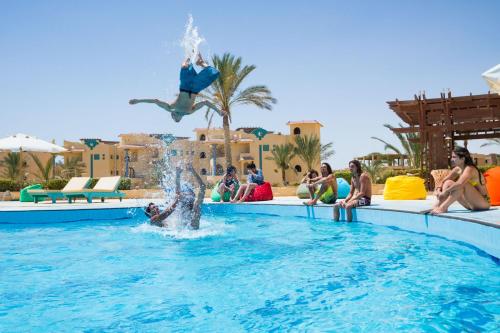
[1,0,499,168]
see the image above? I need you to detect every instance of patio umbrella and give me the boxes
[0,133,67,180]
[0,133,66,153]
[482,64,500,94]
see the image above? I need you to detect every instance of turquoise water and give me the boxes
[0,213,499,332]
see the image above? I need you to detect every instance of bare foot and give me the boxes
[430,207,447,215]
[196,53,208,67]
[303,200,317,206]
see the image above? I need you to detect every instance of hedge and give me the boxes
[45,179,68,190]
[0,179,22,192]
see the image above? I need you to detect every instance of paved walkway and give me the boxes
[0,195,498,226]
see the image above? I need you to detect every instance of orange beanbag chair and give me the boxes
[484,166,500,206]
[244,182,274,202]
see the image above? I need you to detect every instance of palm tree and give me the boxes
[1,152,26,181]
[202,53,277,167]
[58,157,86,179]
[480,138,500,148]
[362,160,384,184]
[29,153,53,183]
[320,142,335,162]
[371,123,421,168]
[294,134,321,171]
[266,143,296,185]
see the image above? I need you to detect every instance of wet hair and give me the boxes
[453,146,483,185]
[349,160,362,176]
[247,162,256,170]
[226,165,237,174]
[321,162,333,175]
[307,169,319,178]
[144,202,155,218]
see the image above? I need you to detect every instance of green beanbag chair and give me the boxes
[20,184,43,202]
[296,183,312,199]
[211,180,239,202]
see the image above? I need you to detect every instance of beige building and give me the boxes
[0,151,53,182]
[168,120,323,185]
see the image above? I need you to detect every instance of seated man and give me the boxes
[129,53,223,122]
[217,165,239,201]
[333,160,372,222]
[145,164,206,229]
[231,162,264,203]
[304,163,337,205]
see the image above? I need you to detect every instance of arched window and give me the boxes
[199,134,206,141]
[201,168,207,175]
[293,127,301,135]
[294,165,302,173]
[200,152,206,159]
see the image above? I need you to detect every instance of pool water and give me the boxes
[1,213,498,332]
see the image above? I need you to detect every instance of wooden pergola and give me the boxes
[387,92,500,174]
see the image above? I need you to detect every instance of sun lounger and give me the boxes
[64,176,125,203]
[28,177,91,203]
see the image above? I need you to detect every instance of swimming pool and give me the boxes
[1,213,498,332]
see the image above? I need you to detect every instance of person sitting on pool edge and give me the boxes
[145,164,206,229]
[231,162,264,203]
[301,169,320,197]
[129,52,224,122]
[304,162,337,205]
[430,146,490,214]
[217,165,240,201]
[333,160,372,222]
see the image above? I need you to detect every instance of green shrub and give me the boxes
[478,165,496,173]
[334,170,351,183]
[118,177,131,190]
[89,178,98,188]
[45,179,68,190]
[0,179,22,191]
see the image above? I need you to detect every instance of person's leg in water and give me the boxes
[187,164,206,230]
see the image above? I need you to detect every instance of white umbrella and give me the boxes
[0,133,66,153]
[482,64,500,94]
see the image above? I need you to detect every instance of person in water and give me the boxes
[145,164,206,229]
[430,147,490,214]
[231,162,264,203]
[304,163,337,205]
[333,160,372,222]
[217,165,239,201]
[129,53,223,122]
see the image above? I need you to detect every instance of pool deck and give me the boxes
[0,195,498,226]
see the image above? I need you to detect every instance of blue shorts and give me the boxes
[179,64,219,94]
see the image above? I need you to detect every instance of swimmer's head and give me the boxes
[145,202,159,218]
[171,112,183,122]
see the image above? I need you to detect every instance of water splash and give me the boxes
[131,218,232,240]
[180,14,205,62]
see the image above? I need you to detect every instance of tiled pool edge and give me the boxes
[203,203,500,259]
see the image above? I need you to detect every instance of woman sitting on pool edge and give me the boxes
[231,162,264,203]
[304,162,337,205]
[430,147,490,214]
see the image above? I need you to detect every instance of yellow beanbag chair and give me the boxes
[383,175,427,200]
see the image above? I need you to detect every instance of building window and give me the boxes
[485,160,488,164]
[110,171,113,175]
[200,134,206,141]
[294,165,302,173]
[191,151,195,155]
[200,152,206,159]
[116,155,119,160]
[102,154,105,160]
[110,154,113,159]
[201,168,207,175]
[263,144,270,152]
[94,154,100,160]
[293,127,301,135]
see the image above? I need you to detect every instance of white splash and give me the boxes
[131,218,232,240]
[180,14,205,62]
